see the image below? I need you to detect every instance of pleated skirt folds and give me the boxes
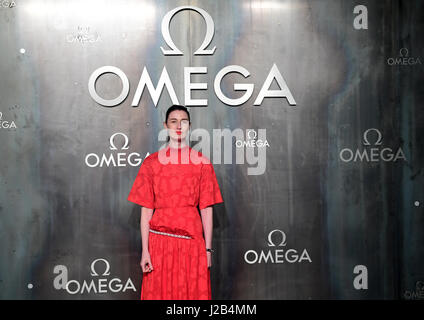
[140,231,211,300]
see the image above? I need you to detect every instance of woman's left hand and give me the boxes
[207,251,212,268]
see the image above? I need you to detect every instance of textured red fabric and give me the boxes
[127,145,224,300]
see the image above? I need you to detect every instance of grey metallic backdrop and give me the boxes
[0,0,423,299]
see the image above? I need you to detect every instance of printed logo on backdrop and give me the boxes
[339,128,406,163]
[0,112,17,129]
[160,6,215,55]
[88,5,297,108]
[244,229,311,264]
[387,48,422,66]
[404,281,424,300]
[53,258,136,295]
[66,26,101,44]
[85,132,150,167]
[235,129,270,148]
[0,1,16,8]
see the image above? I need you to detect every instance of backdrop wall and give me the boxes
[0,0,423,299]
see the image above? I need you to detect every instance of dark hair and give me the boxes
[165,105,191,142]
[165,104,191,123]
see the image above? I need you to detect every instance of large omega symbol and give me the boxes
[160,6,216,56]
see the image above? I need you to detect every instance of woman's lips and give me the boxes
[176,131,182,135]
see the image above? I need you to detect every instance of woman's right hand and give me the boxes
[140,252,154,273]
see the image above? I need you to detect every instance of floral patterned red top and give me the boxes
[127,145,224,239]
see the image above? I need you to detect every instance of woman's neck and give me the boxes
[168,140,188,149]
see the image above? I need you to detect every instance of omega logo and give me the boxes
[267,229,287,247]
[88,6,296,108]
[387,48,422,66]
[90,258,111,276]
[244,229,312,264]
[339,128,406,163]
[161,6,216,55]
[85,132,149,167]
[235,129,270,148]
[0,111,17,129]
[53,258,136,295]
[362,128,382,146]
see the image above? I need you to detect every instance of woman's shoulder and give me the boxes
[140,151,157,166]
[144,150,159,161]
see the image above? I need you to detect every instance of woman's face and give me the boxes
[164,110,190,142]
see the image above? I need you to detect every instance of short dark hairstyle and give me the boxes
[165,105,191,124]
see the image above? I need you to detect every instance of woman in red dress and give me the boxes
[127,105,224,300]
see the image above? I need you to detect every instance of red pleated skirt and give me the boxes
[140,231,211,300]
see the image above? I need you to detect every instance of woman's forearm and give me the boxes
[200,206,213,249]
[141,207,153,252]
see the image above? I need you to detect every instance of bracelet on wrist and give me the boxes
[206,248,214,253]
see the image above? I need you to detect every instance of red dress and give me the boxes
[127,145,224,300]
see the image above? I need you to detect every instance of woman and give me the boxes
[127,105,224,300]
